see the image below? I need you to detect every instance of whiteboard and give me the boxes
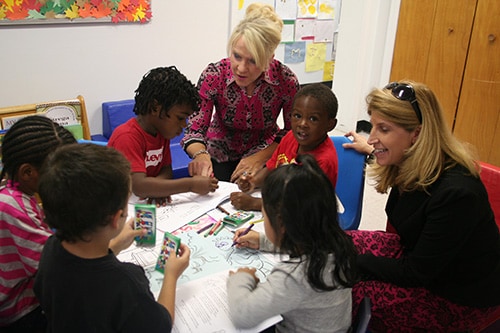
[229,0,341,85]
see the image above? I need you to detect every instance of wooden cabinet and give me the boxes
[390,0,500,166]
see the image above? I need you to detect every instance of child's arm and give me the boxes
[109,218,146,254]
[131,172,219,199]
[157,243,190,322]
[229,192,262,211]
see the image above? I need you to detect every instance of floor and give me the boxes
[357,175,388,231]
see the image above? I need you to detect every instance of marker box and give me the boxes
[134,204,156,246]
[155,232,181,273]
[223,211,254,227]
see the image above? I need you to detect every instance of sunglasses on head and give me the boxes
[384,82,423,124]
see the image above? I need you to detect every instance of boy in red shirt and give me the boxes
[230,83,339,211]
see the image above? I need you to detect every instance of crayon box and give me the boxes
[134,204,156,246]
[155,232,181,273]
[223,211,254,227]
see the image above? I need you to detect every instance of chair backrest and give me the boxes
[331,136,366,230]
[0,95,91,140]
[351,296,372,333]
[101,99,186,144]
[479,161,500,229]
[102,99,136,140]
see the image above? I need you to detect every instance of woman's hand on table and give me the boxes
[188,153,213,177]
[232,229,260,249]
[231,154,266,183]
[236,172,255,192]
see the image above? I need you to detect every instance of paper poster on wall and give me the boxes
[298,0,318,18]
[314,20,335,42]
[275,0,297,20]
[305,43,327,72]
[0,0,151,25]
[318,0,337,19]
[295,18,315,40]
[284,42,306,64]
[230,0,341,84]
[323,61,335,81]
[282,20,295,42]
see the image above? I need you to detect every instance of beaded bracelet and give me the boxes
[191,149,209,159]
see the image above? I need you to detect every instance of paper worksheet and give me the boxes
[172,270,282,333]
[127,181,240,232]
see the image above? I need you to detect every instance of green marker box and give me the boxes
[134,204,156,246]
[155,232,181,273]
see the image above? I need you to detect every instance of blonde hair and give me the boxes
[228,3,283,70]
[368,80,479,193]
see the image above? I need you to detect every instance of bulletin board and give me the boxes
[0,0,151,25]
[230,0,342,85]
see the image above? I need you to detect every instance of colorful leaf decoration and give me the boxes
[0,0,151,23]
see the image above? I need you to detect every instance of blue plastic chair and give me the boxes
[77,139,107,146]
[330,136,366,230]
[101,99,136,141]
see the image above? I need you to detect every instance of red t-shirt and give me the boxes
[108,118,172,177]
[266,131,338,187]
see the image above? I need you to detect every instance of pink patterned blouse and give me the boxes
[181,58,299,162]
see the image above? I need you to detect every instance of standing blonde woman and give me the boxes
[181,3,300,182]
[344,81,500,332]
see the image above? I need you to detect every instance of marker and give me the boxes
[213,222,225,236]
[231,223,254,247]
[216,205,230,215]
[250,219,264,224]
[197,222,214,234]
[206,220,222,237]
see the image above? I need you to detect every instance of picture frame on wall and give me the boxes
[0,0,152,25]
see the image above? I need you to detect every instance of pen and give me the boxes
[197,222,214,234]
[231,223,254,247]
[216,205,230,215]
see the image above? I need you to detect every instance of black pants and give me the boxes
[212,159,240,182]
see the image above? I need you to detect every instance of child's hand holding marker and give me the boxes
[231,219,263,249]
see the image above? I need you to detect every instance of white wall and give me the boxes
[0,1,229,135]
[333,0,400,133]
[0,0,400,137]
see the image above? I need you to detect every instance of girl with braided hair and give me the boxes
[0,115,76,331]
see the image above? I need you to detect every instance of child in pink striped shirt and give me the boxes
[0,116,76,331]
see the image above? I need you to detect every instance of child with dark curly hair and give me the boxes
[108,67,219,206]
